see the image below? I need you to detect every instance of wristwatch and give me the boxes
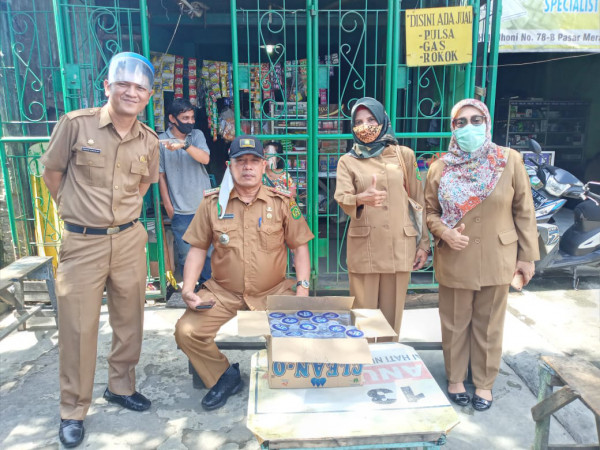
[296,280,310,289]
[182,141,191,151]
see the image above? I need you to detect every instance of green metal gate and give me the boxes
[2,0,500,294]
[229,0,501,291]
[0,0,166,298]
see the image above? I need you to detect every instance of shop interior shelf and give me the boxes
[500,99,589,165]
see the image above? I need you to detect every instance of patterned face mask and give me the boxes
[352,123,383,144]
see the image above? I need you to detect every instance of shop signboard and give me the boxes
[499,0,600,52]
[405,6,474,67]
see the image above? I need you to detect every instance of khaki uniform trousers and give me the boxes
[349,272,411,337]
[56,222,148,420]
[175,279,295,388]
[438,284,510,390]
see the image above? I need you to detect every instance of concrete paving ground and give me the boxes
[0,274,598,450]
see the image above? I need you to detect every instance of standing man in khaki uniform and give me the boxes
[175,135,314,410]
[41,52,158,448]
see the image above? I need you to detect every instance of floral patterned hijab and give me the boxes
[350,97,398,159]
[438,98,509,228]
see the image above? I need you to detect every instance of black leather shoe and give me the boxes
[472,394,493,411]
[201,363,242,410]
[103,388,151,411]
[448,391,471,406]
[59,419,84,448]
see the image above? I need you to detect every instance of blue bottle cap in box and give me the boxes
[269,312,286,319]
[311,316,328,324]
[300,323,317,331]
[297,310,313,318]
[282,317,299,324]
[346,328,364,338]
[272,323,289,332]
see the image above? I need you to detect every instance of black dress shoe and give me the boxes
[103,388,151,411]
[201,363,242,410]
[472,393,493,411]
[59,419,84,448]
[448,391,471,406]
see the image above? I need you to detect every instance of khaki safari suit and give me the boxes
[41,106,159,420]
[334,145,430,334]
[425,148,539,388]
[175,185,314,388]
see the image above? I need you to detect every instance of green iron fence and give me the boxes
[392,0,502,288]
[230,0,501,291]
[0,0,166,299]
[1,1,65,262]
[2,0,500,294]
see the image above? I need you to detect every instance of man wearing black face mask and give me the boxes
[159,98,212,283]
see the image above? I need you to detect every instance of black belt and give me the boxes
[64,219,138,235]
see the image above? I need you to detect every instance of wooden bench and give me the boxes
[188,308,443,389]
[0,256,57,340]
[531,355,600,450]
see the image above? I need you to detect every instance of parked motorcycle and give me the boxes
[535,181,600,288]
[525,139,584,223]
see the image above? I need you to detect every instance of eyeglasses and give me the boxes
[452,115,485,128]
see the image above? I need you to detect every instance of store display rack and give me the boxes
[495,99,589,166]
[269,102,348,214]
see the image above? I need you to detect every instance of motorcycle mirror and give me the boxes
[529,139,542,154]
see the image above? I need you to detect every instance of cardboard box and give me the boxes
[238,295,396,389]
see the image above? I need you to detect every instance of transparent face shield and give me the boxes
[107,52,154,92]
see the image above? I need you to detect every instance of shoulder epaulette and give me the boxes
[140,121,159,139]
[204,187,220,197]
[66,108,100,120]
[264,185,291,198]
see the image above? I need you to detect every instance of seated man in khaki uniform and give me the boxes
[175,135,313,410]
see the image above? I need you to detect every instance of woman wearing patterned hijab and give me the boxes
[334,97,430,337]
[425,98,539,411]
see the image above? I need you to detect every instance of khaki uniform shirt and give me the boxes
[184,185,314,310]
[41,106,159,227]
[425,148,540,290]
[334,145,431,273]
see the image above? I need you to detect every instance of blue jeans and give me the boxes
[171,213,212,284]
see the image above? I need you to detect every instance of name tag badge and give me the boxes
[221,213,235,219]
[81,146,101,154]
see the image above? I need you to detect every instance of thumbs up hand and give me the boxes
[357,174,388,207]
[441,223,470,250]
[370,174,377,189]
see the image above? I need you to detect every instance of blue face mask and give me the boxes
[453,124,486,153]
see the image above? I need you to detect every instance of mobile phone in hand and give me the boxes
[510,272,524,291]
[195,304,213,310]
